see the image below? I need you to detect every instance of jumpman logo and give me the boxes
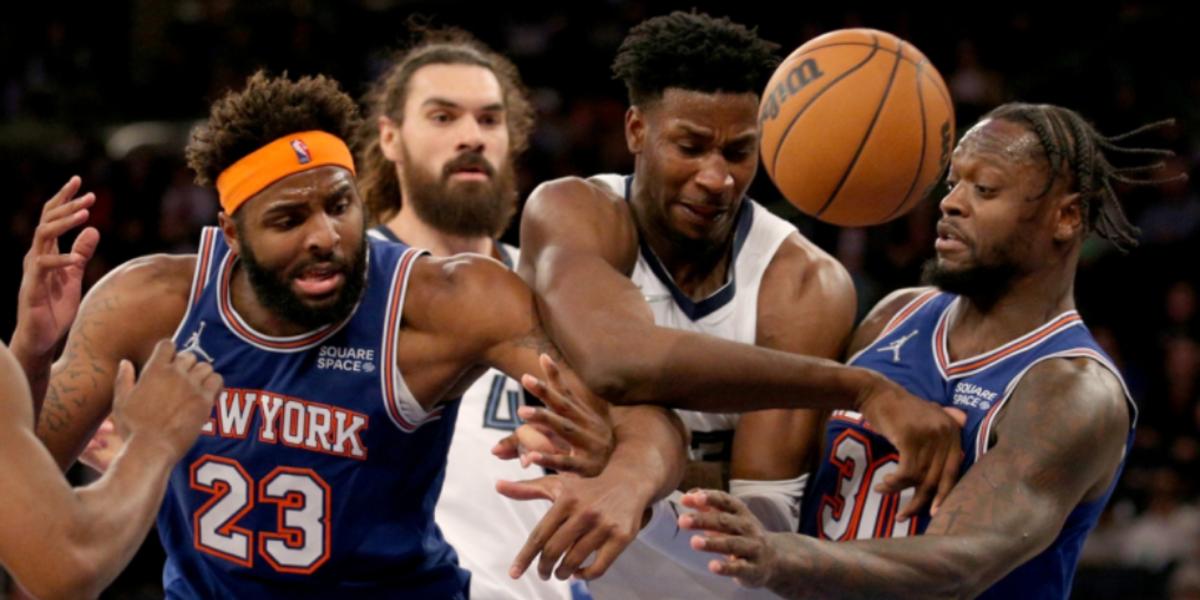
[181,321,214,363]
[877,330,918,363]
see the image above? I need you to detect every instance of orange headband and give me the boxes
[215,130,356,214]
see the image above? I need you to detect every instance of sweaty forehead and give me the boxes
[954,118,1042,167]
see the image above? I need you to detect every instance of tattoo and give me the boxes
[762,362,1127,599]
[38,295,121,435]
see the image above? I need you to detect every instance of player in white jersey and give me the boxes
[356,28,658,599]
[501,12,959,597]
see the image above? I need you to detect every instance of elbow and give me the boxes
[571,343,650,406]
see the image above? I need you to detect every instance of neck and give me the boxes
[947,255,1077,359]
[229,263,312,337]
[384,205,495,258]
[629,182,735,299]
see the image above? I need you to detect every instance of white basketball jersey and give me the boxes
[368,226,572,600]
[587,174,794,600]
[435,244,575,600]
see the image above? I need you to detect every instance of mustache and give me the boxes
[442,151,496,179]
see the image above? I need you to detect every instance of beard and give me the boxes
[238,224,368,330]
[920,256,1018,306]
[401,146,518,238]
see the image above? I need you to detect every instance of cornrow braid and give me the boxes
[984,102,1185,252]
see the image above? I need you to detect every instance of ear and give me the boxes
[1052,191,1083,243]
[218,211,242,257]
[378,115,404,164]
[625,106,646,155]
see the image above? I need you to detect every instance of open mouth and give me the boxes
[677,201,727,222]
[935,221,969,254]
[293,264,344,297]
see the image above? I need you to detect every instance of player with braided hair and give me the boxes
[678,102,1183,599]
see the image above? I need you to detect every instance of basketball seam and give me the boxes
[769,38,882,177]
[787,41,952,109]
[815,41,905,218]
[885,58,929,221]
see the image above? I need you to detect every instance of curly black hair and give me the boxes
[187,70,362,188]
[611,10,780,106]
[985,102,1185,252]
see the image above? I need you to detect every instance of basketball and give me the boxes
[758,29,955,226]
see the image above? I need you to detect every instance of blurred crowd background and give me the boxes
[1,2,1196,598]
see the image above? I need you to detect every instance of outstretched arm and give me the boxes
[0,340,220,600]
[681,357,1131,599]
[518,177,879,412]
[520,179,961,512]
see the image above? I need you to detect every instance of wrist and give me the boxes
[8,327,54,369]
[120,430,185,468]
[849,368,888,412]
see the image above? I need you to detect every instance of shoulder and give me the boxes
[845,286,936,357]
[67,253,195,363]
[1010,356,1130,431]
[762,232,855,309]
[755,232,856,355]
[524,176,633,231]
[84,253,194,319]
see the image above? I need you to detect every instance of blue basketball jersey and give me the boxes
[160,227,468,598]
[799,289,1135,599]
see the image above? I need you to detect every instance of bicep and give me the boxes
[923,359,1129,581]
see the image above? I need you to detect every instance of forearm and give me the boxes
[587,325,879,413]
[765,532,994,600]
[7,332,54,416]
[607,406,688,502]
[67,433,178,595]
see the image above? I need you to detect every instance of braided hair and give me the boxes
[984,102,1185,252]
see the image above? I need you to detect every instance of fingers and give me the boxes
[680,489,747,516]
[576,529,635,580]
[554,525,607,580]
[70,226,100,264]
[146,338,176,367]
[877,439,926,494]
[943,407,968,427]
[930,447,964,517]
[708,556,768,588]
[897,445,944,519]
[521,373,571,416]
[495,477,557,502]
[518,405,581,443]
[492,433,520,460]
[525,452,592,475]
[689,533,760,560]
[112,359,135,400]
[509,495,569,579]
[678,509,753,537]
[173,349,199,373]
[42,176,82,216]
[537,514,592,580]
[33,193,96,257]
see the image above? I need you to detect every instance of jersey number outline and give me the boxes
[190,455,332,574]
[816,430,917,541]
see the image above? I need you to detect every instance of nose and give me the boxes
[305,211,341,256]
[939,182,969,218]
[694,154,734,197]
[455,116,485,153]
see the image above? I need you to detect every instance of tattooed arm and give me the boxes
[36,254,193,471]
[682,356,1130,599]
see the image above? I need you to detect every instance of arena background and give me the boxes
[1,2,1196,598]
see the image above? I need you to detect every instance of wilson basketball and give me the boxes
[759,29,955,226]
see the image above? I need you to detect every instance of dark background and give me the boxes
[1,2,1197,598]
